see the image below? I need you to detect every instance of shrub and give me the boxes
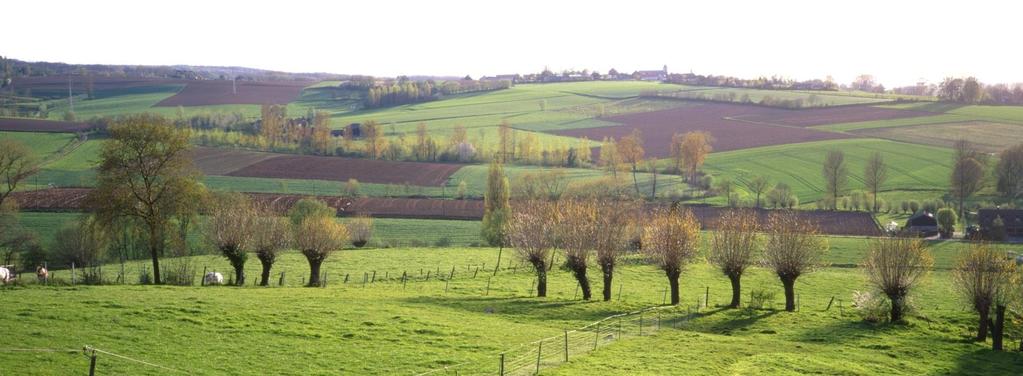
[433,236,453,248]
[749,288,776,309]
[344,179,361,197]
[852,290,889,323]
[990,216,1007,241]
[909,200,921,213]
[936,208,957,239]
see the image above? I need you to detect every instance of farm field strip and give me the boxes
[852,121,1023,153]
[701,139,955,203]
[154,79,314,107]
[0,117,92,132]
[224,154,464,186]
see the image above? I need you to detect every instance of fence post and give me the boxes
[279,271,285,287]
[705,286,709,308]
[371,271,376,283]
[639,312,643,336]
[445,278,450,293]
[564,330,569,362]
[86,347,97,376]
[485,277,491,296]
[201,266,207,286]
[473,267,479,279]
[535,340,543,374]
[449,266,455,280]
[499,353,505,376]
[344,273,350,283]
[617,283,623,301]
[826,296,835,311]
[71,262,76,286]
[402,272,408,290]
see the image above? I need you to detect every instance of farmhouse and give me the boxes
[905,211,938,236]
[635,65,668,81]
[978,209,1023,237]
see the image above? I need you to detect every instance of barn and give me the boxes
[905,211,938,236]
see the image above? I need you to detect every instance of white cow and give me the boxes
[0,267,11,284]
[204,272,224,286]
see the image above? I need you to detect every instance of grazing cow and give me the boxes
[204,272,224,286]
[0,267,10,284]
[36,266,49,283]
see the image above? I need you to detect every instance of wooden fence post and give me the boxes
[87,347,97,376]
[535,340,543,374]
[485,277,491,296]
[564,330,569,362]
[499,353,505,376]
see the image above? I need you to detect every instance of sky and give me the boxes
[3,0,1022,87]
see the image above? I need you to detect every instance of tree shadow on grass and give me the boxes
[949,347,1023,375]
[399,295,632,324]
[792,317,910,345]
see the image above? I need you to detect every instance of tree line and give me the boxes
[360,78,511,108]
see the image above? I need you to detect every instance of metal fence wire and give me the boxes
[415,305,693,376]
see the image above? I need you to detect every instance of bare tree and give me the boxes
[251,209,291,287]
[679,131,714,183]
[506,200,558,297]
[863,152,888,212]
[862,237,933,322]
[762,211,828,311]
[557,199,596,300]
[642,206,701,305]
[593,199,637,301]
[822,150,847,209]
[744,175,771,208]
[950,139,987,221]
[294,216,349,287]
[206,192,256,286]
[0,139,39,209]
[709,209,760,308]
[952,243,1016,347]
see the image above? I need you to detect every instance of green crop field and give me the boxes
[0,131,76,161]
[853,121,1023,153]
[701,139,955,205]
[2,240,1021,375]
[666,86,895,106]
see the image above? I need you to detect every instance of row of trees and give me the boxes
[361,79,511,108]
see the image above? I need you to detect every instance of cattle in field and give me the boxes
[204,272,224,286]
[0,267,11,284]
[36,266,49,283]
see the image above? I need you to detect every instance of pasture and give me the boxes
[2,242,1021,375]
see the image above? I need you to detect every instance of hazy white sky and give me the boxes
[4,0,1021,87]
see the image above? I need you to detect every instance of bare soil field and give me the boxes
[11,189,877,234]
[731,105,932,127]
[224,154,463,186]
[191,147,279,175]
[154,80,312,106]
[10,76,181,93]
[852,121,1023,153]
[554,103,852,157]
[0,117,92,132]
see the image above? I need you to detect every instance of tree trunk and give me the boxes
[889,294,903,322]
[991,305,1006,351]
[781,276,796,312]
[307,258,323,287]
[631,164,640,195]
[258,257,273,287]
[233,263,245,286]
[147,222,161,285]
[727,273,741,308]
[531,259,547,297]
[667,270,680,305]
[601,263,614,302]
[573,267,591,300]
[976,306,989,342]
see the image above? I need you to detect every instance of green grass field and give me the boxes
[2,240,1021,375]
[0,131,77,161]
[666,86,896,106]
[700,139,956,205]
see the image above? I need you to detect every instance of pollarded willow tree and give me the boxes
[709,209,760,308]
[862,237,933,322]
[294,215,349,287]
[593,199,638,301]
[762,211,828,312]
[952,243,1017,349]
[506,200,558,297]
[206,192,256,286]
[557,199,597,300]
[252,206,291,286]
[642,206,701,305]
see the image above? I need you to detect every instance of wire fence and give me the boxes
[415,304,699,376]
[0,346,188,375]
